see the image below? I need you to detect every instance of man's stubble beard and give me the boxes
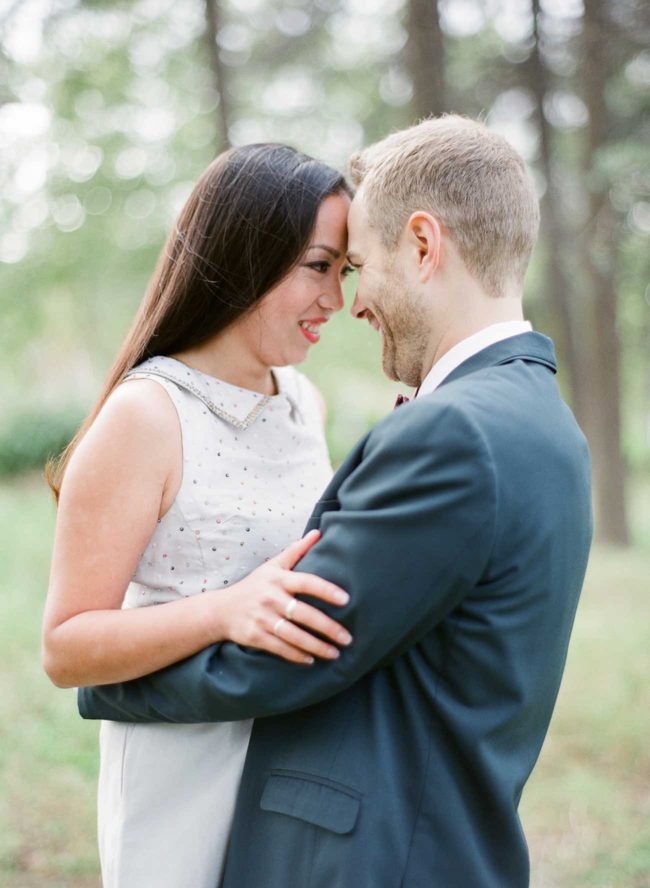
[376,267,431,388]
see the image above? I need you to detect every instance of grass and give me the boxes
[519,544,650,887]
[1,474,649,887]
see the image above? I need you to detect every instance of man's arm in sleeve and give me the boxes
[79,401,497,722]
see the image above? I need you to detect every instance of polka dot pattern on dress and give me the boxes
[120,356,333,609]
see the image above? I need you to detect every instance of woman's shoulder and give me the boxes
[61,377,181,505]
[79,378,178,471]
[108,375,180,434]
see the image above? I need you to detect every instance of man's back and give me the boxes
[222,341,592,888]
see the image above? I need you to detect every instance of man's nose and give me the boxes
[350,290,366,318]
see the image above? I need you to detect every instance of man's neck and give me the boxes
[422,301,525,382]
[417,317,532,397]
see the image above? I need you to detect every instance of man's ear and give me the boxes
[404,212,442,282]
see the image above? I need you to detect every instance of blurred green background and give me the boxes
[1,0,649,885]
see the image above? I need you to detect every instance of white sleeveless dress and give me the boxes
[97,355,333,888]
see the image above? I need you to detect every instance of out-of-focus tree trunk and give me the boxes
[580,0,629,545]
[204,0,231,152]
[528,0,590,431]
[645,308,650,468]
[406,0,446,118]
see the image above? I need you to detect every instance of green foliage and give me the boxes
[1,0,648,481]
[0,407,84,478]
[519,543,650,886]
[0,477,99,887]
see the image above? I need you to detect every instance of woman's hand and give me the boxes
[210,530,352,664]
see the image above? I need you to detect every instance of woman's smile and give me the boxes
[298,317,328,344]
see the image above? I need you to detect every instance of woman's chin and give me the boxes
[262,331,317,368]
[265,348,309,368]
[285,342,314,365]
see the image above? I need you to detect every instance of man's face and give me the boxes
[347,190,431,388]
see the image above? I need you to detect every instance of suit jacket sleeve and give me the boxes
[78,401,498,722]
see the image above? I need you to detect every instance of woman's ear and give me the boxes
[404,211,442,283]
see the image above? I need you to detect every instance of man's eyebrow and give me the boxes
[346,251,362,263]
[307,244,341,258]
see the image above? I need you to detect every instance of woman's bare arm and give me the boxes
[42,380,349,689]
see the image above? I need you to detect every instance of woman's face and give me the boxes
[237,191,352,367]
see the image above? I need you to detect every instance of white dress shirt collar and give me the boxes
[416,321,533,398]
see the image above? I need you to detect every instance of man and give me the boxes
[80,116,592,886]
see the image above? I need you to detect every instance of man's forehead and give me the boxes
[347,191,370,243]
[348,188,366,217]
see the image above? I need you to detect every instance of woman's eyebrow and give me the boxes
[307,244,341,258]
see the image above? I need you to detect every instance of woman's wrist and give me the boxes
[196,586,233,644]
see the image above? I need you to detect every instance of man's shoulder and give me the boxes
[406,361,586,473]
[417,359,561,429]
[365,390,494,468]
[365,358,574,461]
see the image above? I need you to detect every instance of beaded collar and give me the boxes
[126,356,300,430]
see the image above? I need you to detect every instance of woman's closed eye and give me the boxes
[305,261,356,278]
[305,261,331,274]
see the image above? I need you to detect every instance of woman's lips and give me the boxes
[300,326,320,344]
[298,319,326,344]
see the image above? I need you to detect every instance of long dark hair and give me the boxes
[46,143,351,500]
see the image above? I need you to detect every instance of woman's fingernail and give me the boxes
[327,647,340,658]
[304,656,314,664]
[335,591,349,604]
[338,631,352,645]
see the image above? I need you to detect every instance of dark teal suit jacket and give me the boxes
[79,333,593,887]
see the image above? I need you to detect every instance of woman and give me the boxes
[41,143,355,887]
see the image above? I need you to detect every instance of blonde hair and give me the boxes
[348,115,540,297]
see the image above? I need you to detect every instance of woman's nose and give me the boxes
[319,281,345,312]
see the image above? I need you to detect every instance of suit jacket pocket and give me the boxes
[260,770,361,835]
